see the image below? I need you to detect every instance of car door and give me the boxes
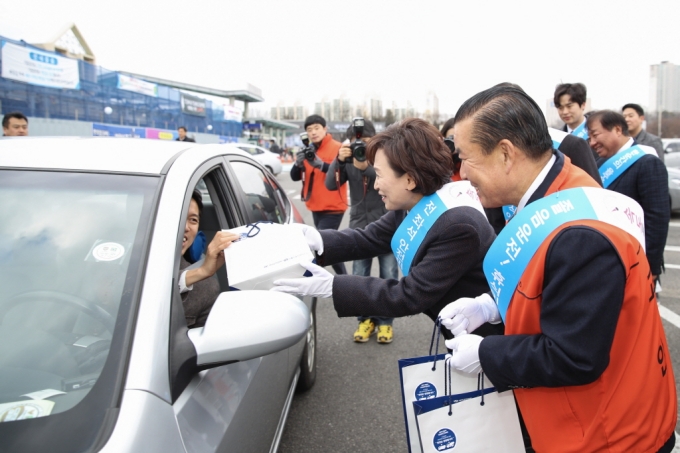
[171,159,288,453]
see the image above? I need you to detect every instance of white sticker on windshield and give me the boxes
[0,400,55,422]
[22,389,66,400]
[92,242,125,262]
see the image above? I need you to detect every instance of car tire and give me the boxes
[296,297,317,393]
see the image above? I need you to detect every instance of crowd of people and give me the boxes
[271,82,676,453]
[2,80,676,451]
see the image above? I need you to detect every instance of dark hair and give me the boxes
[553,83,587,107]
[365,118,452,195]
[453,86,553,160]
[622,103,644,117]
[304,114,326,129]
[178,126,187,132]
[345,119,377,140]
[191,189,203,214]
[2,112,28,128]
[586,110,629,136]
[440,117,456,138]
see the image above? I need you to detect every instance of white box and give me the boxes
[223,223,314,291]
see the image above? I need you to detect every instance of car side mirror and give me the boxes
[187,290,309,367]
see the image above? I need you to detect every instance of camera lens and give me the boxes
[353,143,366,162]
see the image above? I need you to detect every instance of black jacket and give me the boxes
[318,206,496,334]
[597,151,670,275]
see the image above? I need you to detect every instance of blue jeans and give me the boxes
[355,253,398,326]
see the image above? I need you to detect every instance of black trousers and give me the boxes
[312,211,347,275]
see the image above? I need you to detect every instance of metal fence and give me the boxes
[0,36,242,137]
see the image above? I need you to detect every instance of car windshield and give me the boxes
[0,170,158,423]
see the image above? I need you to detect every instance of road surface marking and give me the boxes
[659,305,680,329]
[667,246,680,252]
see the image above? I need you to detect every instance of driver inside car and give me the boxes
[179,190,239,328]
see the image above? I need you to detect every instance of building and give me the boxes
[649,61,680,113]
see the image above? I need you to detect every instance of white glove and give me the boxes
[271,260,334,298]
[289,223,324,255]
[445,334,483,374]
[438,293,501,337]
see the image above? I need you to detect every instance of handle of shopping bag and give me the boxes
[443,358,487,415]
[429,318,442,370]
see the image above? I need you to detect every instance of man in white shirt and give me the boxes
[554,83,589,139]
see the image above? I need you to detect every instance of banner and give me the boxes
[146,128,177,140]
[117,74,158,97]
[1,41,80,89]
[92,123,146,138]
[219,136,239,143]
[181,93,206,117]
[224,104,243,122]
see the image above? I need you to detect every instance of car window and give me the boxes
[0,170,158,423]
[230,161,286,224]
[238,146,263,155]
[666,143,680,153]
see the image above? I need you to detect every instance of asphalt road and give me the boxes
[274,167,680,452]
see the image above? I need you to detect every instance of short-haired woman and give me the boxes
[272,118,498,338]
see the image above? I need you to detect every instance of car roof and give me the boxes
[0,136,250,174]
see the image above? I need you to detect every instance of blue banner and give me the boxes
[219,135,239,143]
[598,145,646,188]
[92,123,146,138]
[571,122,589,140]
[391,193,448,276]
[484,188,598,321]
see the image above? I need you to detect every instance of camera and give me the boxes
[443,135,461,164]
[346,117,367,163]
[299,132,317,161]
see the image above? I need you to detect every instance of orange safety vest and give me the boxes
[506,159,677,452]
[301,134,347,212]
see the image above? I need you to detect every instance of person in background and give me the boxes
[290,114,348,275]
[587,110,669,289]
[622,103,664,163]
[176,126,195,143]
[325,119,398,344]
[269,139,282,156]
[2,112,28,136]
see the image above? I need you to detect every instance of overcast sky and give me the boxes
[1,0,679,117]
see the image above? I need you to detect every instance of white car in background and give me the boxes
[236,144,283,176]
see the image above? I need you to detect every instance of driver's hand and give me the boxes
[186,231,239,286]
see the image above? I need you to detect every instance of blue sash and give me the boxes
[598,145,646,188]
[391,181,485,276]
[571,121,589,140]
[502,205,516,222]
[483,187,645,322]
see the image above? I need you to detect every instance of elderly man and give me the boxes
[439,86,676,453]
[587,109,669,283]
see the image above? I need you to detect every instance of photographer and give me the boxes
[325,119,398,344]
[291,114,348,275]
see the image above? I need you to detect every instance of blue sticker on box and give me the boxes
[433,428,457,451]
[415,382,437,400]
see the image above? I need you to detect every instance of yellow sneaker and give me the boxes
[377,325,393,344]
[353,319,376,343]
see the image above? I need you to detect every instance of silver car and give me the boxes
[0,137,317,452]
